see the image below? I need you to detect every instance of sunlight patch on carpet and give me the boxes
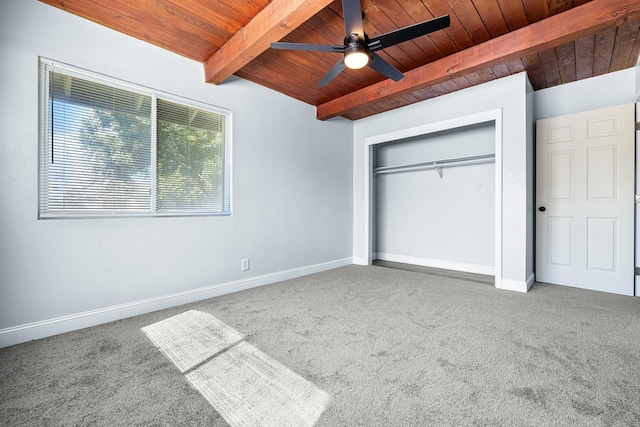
[186,341,330,427]
[141,310,243,372]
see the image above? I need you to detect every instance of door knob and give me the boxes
[539,206,546,212]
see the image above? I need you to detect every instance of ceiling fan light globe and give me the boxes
[344,51,369,69]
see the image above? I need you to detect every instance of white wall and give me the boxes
[374,123,496,273]
[353,73,534,291]
[534,68,637,120]
[374,123,495,166]
[0,0,353,345]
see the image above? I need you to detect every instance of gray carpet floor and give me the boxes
[1,265,640,426]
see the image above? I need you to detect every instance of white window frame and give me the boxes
[38,58,233,219]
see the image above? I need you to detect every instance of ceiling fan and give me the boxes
[270,0,450,87]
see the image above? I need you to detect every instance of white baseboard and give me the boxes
[497,275,533,293]
[526,273,535,291]
[0,257,353,348]
[352,257,369,266]
[374,252,495,276]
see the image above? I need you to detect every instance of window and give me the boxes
[38,59,231,218]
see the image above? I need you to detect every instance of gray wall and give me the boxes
[374,123,496,271]
[0,0,353,340]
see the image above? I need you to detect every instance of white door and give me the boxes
[536,103,635,296]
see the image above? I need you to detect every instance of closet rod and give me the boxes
[374,153,495,176]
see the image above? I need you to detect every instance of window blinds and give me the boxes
[39,60,232,218]
[40,63,153,215]
[156,99,228,213]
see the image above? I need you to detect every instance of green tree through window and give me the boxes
[40,61,231,217]
[156,99,225,211]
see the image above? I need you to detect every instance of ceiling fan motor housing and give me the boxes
[344,33,370,69]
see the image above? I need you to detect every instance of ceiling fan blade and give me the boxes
[270,42,344,53]
[318,59,347,87]
[368,52,404,82]
[368,15,450,51]
[342,0,364,39]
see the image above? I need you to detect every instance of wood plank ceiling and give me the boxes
[40,0,640,120]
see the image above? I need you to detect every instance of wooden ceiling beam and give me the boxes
[204,0,334,84]
[316,0,640,120]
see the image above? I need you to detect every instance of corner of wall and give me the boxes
[525,74,536,283]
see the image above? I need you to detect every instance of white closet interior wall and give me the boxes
[373,122,496,275]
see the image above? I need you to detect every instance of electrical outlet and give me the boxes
[241,258,250,271]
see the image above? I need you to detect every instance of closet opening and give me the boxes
[363,109,503,288]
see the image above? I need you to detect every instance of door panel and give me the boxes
[586,217,616,271]
[536,103,634,296]
[548,217,572,266]
[549,151,573,200]
[548,123,575,143]
[587,146,617,200]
